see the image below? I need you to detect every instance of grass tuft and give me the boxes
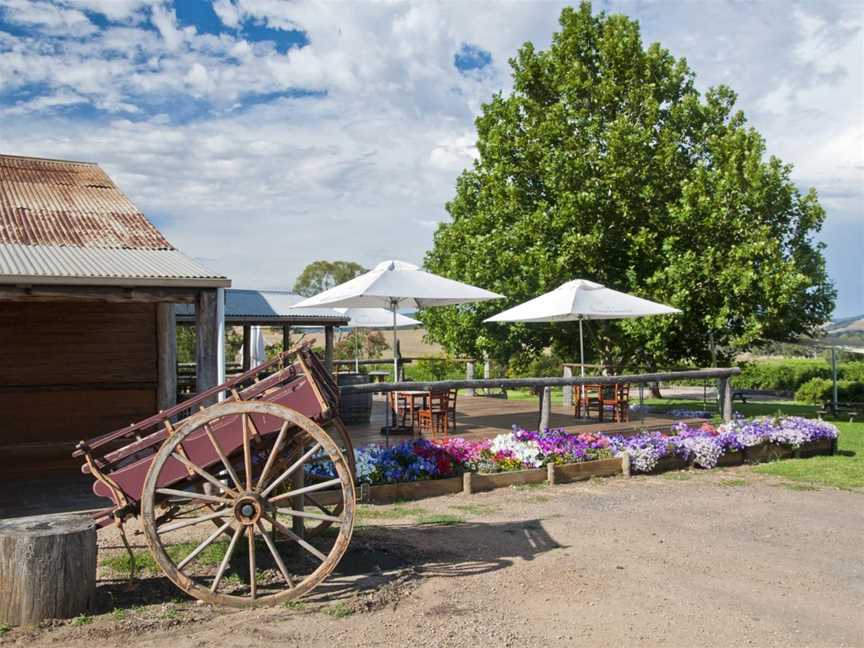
[357,504,427,521]
[70,614,92,627]
[0,623,10,636]
[450,503,500,516]
[415,513,464,526]
[322,602,353,618]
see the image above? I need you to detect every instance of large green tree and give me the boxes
[423,2,834,369]
[292,260,367,297]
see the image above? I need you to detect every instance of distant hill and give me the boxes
[825,315,864,335]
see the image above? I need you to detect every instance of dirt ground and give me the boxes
[4,466,863,648]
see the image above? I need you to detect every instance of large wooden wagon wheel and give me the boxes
[141,400,355,607]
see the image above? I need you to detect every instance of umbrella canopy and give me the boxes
[485,279,680,322]
[335,307,421,372]
[485,279,681,375]
[294,260,502,310]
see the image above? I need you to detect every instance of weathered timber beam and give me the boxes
[340,367,742,394]
[156,303,177,411]
[0,285,200,303]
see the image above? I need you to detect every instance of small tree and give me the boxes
[292,261,367,297]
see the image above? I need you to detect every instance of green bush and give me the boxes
[735,360,830,393]
[507,351,566,378]
[839,362,864,382]
[794,378,864,404]
[403,358,465,382]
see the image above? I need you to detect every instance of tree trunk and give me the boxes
[0,514,97,626]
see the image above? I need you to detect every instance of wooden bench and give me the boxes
[818,401,862,423]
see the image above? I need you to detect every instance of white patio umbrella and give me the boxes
[250,325,267,366]
[335,307,421,372]
[295,260,503,380]
[485,279,681,375]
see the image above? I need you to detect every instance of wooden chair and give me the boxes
[419,391,450,437]
[592,383,630,422]
[447,389,458,433]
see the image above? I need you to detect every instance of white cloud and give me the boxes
[0,0,860,314]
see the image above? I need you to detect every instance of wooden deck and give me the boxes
[344,394,696,447]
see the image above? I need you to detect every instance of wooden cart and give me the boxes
[74,343,356,608]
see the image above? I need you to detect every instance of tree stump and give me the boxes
[0,514,97,626]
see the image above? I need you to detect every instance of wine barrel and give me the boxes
[337,373,373,424]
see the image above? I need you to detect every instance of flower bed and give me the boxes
[307,416,838,494]
[608,416,838,473]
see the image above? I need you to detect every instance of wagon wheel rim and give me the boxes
[301,417,355,538]
[141,400,355,608]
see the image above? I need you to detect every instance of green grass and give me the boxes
[101,538,231,578]
[111,608,127,621]
[322,602,353,618]
[283,600,305,610]
[415,513,465,526]
[719,478,748,487]
[70,614,92,627]
[0,623,10,636]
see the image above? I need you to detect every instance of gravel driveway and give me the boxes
[6,466,863,648]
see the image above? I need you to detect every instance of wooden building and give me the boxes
[0,154,230,479]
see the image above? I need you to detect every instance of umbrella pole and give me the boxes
[579,318,585,377]
[354,327,360,373]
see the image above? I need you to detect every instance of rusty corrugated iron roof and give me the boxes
[0,154,229,287]
[0,154,172,250]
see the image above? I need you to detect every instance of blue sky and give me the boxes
[0,0,861,318]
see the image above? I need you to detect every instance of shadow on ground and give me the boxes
[94,518,562,611]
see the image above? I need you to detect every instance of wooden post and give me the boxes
[562,365,573,407]
[538,386,551,431]
[721,376,733,422]
[546,463,556,485]
[324,325,334,375]
[483,355,490,380]
[465,361,475,396]
[156,302,177,411]
[0,514,96,626]
[282,325,291,353]
[196,289,219,400]
[621,451,631,477]
[242,325,251,371]
[462,471,473,495]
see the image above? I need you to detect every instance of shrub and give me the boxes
[403,357,465,382]
[794,378,864,404]
[735,360,830,393]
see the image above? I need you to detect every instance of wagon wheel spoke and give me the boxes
[157,508,230,534]
[267,514,327,562]
[247,526,257,600]
[203,423,243,491]
[242,414,253,491]
[276,508,341,524]
[177,520,233,570]
[256,422,290,491]
[170,452,239,498]
[269,478,342,504]
[211,525,244,593]
[156,488,232,505]
[255,520,295,587]
[260,442,322,497]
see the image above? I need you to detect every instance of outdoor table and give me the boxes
[366,370,390,383]
[387,389,430,432]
